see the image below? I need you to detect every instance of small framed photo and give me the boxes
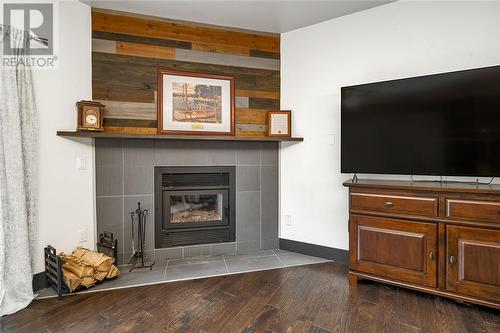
[268,110,292,137]
[157,69,235,136]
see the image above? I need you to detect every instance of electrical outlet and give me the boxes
[285,215,292,226]
[78,228,87,243]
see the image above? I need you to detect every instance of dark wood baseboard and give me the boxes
[33,271,46,292]
[279,238,348,265]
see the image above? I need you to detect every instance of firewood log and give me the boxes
[94,270,108,281]
[60,255,94,278]
[72,247,114,272]
[80,276,97,288]
[61,268,82,292]
[106,265,120,279]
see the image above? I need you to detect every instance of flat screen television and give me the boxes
[341,65,500,177]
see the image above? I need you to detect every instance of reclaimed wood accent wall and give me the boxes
[91,10,280,136]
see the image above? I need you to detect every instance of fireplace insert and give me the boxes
[154,166,236,248]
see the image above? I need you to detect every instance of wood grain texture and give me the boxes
[57,130,303,142]
[249,97,280,110]
[92,53,279,100]
[104,118,157,128]
[192,41,250,56]
[350,192,439,217]
[103,126,157,135]
[446,199,500,224]
[350,214,438,288]
[116,41,176,60]
[93,31,192,49]
[2,263,498,332]
[92,39,116,54]
[175,48,279,70]
[236,89,280,99]
[446,225,500,302]
[92,11,281,136]
[97,100,156,120]
[345,179,500,310]
[92,11,280,52]
[235,108,268,125]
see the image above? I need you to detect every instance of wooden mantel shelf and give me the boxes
[57,131,304,142]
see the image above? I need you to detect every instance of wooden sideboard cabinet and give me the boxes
[344,179,500,309]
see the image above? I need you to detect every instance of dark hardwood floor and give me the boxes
[2,262,499,333]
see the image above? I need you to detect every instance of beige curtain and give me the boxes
[0,25,38,316]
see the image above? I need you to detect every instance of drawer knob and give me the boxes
[449,255,456,264]
[428,251,435,261]
[385,201,394,208]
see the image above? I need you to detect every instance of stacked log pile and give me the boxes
[59,247,120,292]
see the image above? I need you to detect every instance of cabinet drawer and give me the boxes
[446,199,500,224]
[350,192,438,217]
[349,215,438,288]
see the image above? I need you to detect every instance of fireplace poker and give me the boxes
[129,202,155,272]
[128,212,136,265]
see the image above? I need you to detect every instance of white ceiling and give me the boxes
[82,0,394,33]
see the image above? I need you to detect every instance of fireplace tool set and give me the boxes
[129,202,155,272]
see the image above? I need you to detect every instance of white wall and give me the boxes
[33,0,93,272]
[280,0,500,250]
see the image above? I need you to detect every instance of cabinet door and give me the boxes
[446,226,500,302]
[349,215,438,287]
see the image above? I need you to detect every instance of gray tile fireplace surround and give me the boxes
[96,139,279,265]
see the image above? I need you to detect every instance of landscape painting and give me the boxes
[158,70,234,135]
[172,82,222,124]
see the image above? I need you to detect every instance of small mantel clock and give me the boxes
[76,100,105,132]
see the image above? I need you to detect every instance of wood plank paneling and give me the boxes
[236,89,280,100]
[93,31,192,49]
[92,39,116,53]
[249,97,280,110]
[92,52,279,101]
[92,10,280,136]
[175,48,279,70]
[235,96,250,108]
[116,41,176,60]
[103,118,157,128]
[93,85,155,103]
[235,108,268,125]
[249,49,281,60]
[192,42,250,56]
[93,53,279,90]
[92,11,280,53]
[97,100,156,120]
[104,126,157,134]
[235,129,267,137]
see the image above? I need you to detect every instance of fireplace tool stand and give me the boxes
[128,202,155,272]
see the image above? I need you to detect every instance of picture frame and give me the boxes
[268,110,292,137]
[157,69,235,136]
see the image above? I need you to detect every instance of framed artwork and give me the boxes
[268,110,292,137]
[157,69,235,136]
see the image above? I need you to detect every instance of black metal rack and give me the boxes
[43,232,118,297]
[44,245,68,297]
[97,231,118,262]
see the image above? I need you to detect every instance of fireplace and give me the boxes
[155,166,236,248]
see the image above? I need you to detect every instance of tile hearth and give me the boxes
[36,250,329,299]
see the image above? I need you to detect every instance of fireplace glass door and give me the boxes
[163,189,228,229]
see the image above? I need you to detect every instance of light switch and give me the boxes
[328,134,336,146]
[76,156,87,170]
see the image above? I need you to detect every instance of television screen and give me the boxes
[341,65,500,177]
